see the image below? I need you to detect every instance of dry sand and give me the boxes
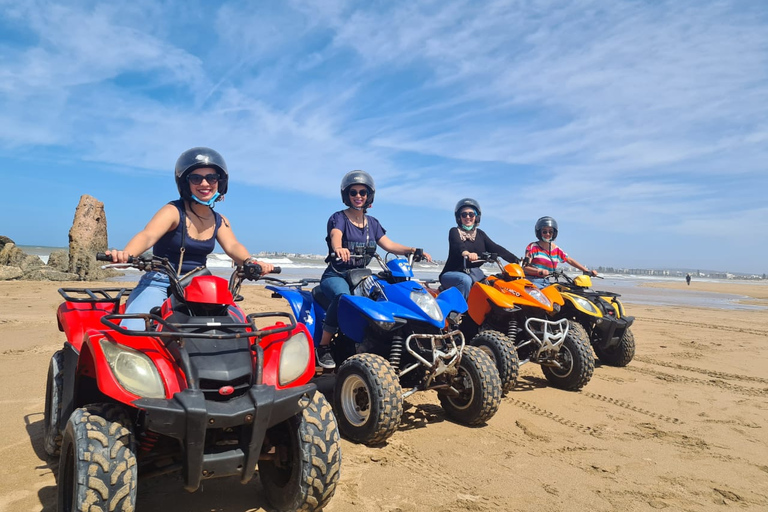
[1,279,767,511]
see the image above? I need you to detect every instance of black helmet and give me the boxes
[341,170,375,208]
[454,198,481,225]
[535,216,558,241]
[174,147,229,201]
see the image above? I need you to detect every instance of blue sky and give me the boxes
[1,0,766,274]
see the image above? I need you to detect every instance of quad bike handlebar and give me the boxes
[331,245,429,269]
[96,252,280,296]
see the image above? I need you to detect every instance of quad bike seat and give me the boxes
[311,286,332,310]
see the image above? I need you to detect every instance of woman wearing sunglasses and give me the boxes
[439,198,520,300]
[315,170,432,368]
[106,147,272,329]
[524,216,597,288]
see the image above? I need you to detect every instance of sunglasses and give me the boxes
[187,173,220,185]
[348,189,368,197]
[541,229,554,234]
[460,212,476,219]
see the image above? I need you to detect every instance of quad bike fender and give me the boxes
[559,291,602,317]
[487,279,560,312]
[56,301,116,352]
[467,282,517,325]
[378,281,448,328]
[265,286,322,341]
[134,382,317,492]
[600,294,629,319]
[80,329,185,404]
[540,285,565,307]
[337,295,418,342]
[259,322,316,390]
[435,286,468,316]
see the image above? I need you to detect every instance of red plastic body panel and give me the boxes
[184,275,234,305]
[259,322,315,390]
[57,274,313,408]
[57,301,118,351]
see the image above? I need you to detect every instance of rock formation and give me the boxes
[67,195,114,280]
[0,194,119,281]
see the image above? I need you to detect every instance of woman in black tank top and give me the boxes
[105,147,273,329]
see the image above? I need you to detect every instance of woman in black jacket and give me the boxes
[439,198,519,299]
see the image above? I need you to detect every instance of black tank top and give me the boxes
[153,200,222,273]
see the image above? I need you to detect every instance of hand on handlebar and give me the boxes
[412,249,432,263]
[464,252,479,262]
[243,259,276,279]
[334,247,351,263]
[104,249,133,263]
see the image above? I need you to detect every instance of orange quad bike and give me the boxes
[455,253,594,392]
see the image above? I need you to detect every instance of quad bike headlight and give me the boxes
[526,287,552,308]
[572,296,600,315]
[279,331,311,386]
[99,340,165,398]
[410,290,443,322]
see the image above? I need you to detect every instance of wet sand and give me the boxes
[1,279,767,511]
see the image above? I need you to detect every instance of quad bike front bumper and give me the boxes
[591,314,634,350]
[134,382,315,492]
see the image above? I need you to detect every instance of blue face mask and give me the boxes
[461,223,475,231]
[191,191,220,207]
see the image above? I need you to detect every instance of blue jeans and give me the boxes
[440,271,474,300]
[319,266,351,334]
[528,277,551,289]
[121,271,170,330]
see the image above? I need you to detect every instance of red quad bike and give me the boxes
[44,254,341,512]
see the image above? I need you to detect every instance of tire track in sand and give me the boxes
[633,355,768,384]
[634,316,768,337]
[625,365,768,397]
[582,392,683,424]
[506,398,602,436]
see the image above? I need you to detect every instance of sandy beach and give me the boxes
[1,279,766,512]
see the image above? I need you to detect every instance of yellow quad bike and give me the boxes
[461,254,594,392]
[551,270,636,367]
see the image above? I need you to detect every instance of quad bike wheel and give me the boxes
[439,345,502,426]
[58,404,137,512]
[593,327,636,367]
[334,353,403,445]
[43,350,64,457]
[471,330,519,394]
[260,391,342,512]
[541,321,594,391]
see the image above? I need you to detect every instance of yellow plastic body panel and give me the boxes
[560,291,603,317]
[573,275,592,288]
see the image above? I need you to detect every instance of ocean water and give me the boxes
[18,246,765,311]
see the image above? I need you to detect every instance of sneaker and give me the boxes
[316,345,336,369]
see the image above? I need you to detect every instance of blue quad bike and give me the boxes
[266,244,502,445]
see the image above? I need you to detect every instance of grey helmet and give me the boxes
[535,216,558,241]
[454,198,481,225]
[175,147,229,202]
[341,170,375,208]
